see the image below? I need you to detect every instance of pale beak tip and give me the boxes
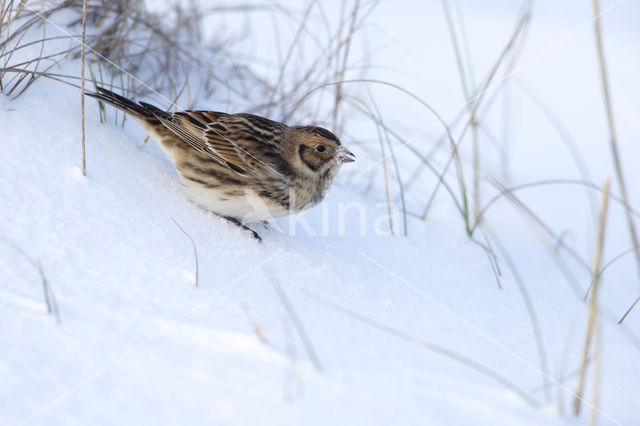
[337,147,355,163]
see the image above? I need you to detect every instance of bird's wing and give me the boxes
[154,110,287,178]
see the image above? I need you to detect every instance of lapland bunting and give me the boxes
[88,87,354,237]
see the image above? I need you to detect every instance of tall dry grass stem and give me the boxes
[271,277,323,372]
[591,0,640,322]
[303,290,539,407]
[0,238,61,323]
[573,179,610,416]
[486,227,550,403]
[172,218,199,288]
[80,0,87,175]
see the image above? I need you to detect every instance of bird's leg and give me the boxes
[223,216,262,242]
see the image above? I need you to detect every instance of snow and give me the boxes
[2,1,640,425]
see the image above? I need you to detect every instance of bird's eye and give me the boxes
[315,145,326,152]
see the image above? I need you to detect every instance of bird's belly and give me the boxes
[180,180,292,223]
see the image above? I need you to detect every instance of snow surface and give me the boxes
[2,1,640,425]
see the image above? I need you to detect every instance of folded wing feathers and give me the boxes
[141,105,285,179]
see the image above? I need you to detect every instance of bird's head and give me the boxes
[288,126,355,179]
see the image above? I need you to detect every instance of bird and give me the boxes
[87,87,355,240]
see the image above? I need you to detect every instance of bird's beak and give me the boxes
[336,146,355,163]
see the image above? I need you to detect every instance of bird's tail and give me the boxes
[86,86,167,119]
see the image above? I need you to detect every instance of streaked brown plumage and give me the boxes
[88,87,354,236]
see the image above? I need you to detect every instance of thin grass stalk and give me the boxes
[38,261,61,324]
[303,290,538,407]
[618,296,639,323]
[403,106,469,196]
[80,0,87,175]
[442,0,481,221]
[0,0,12,25]
[364,89,401,234]
[13,0,25,20]
[485,178,591,272]
[499,72,513,183]
[0,238,60,323]
[441,0,471,99]
[23,14,48,98]
[0,67,83,88]
[282,315,301,400]
[271,278,322,372]
[474,179,640,235]
[471,226,503,289]
[373,112,394,235]
[268,0,316,112]
[3,44,78,68]
[542,240,640,354]
[383,138,407,235]
[422,1,531,229]
[332,0,359,133]
[172,218,199,288]
[573,179,610,415]
[380,118,406,235]
[495,1,529,185]
[347,97,465,217]
[268,1,376,122]
[547,238,593,302]
[486,226,550,402]
[592,0,640,324]
[289,79,469,233]
[3,0,273,108]
[588,320,602,426]
[556,319,576,416]
[243,304,266,343]
[516,82,598,226]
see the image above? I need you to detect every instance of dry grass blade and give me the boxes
[242,304,266,343]
[0,67,83,88]
[271,0,378,123]
[80,0,87,175]
[470,229,503,289]
[441,0,481,220]
[485,226,551,403]
[271,277,322,372]
[573,179,610,416]
[268,0,317,111]
[171,218,199,288]
[361,91,395,235]
[364,88,406,235]
[37,260,61,324]
[591,0,640,323]
[516,81,598,225]
[303,290,539,407]
[485,178,591,272]
[374,116,394,235]
[332,0,360,133]
[0,238,61,323]
[555,319,576,415]
[618,296,639,324]
[347,96,455,218]
[378,126,465,216]
[0,0,272,108]
[422,0,531,230]
[589,321,602,426]
[474,179,640,235]
[289,78,470,231]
